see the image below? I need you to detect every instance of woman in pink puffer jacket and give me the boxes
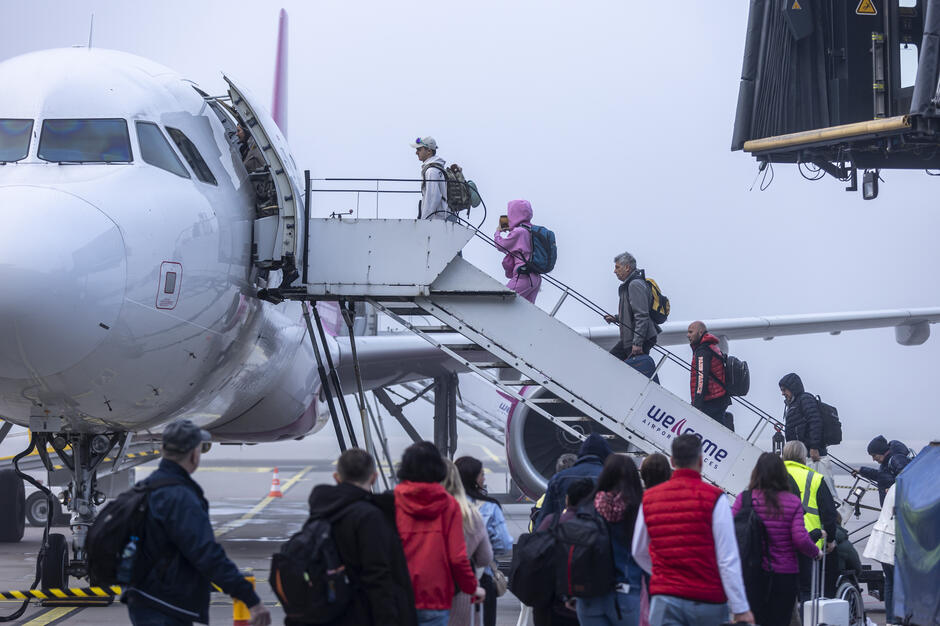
[493,199,541,303]
[732,453,821,626]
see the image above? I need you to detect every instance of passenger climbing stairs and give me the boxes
[291,218,764,496]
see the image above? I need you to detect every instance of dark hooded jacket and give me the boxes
[858,437,911,504]
[779,373,827,456]
[534,433,612,528]
[288,482,417,626]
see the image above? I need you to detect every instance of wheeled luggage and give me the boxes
[802,555,850,626]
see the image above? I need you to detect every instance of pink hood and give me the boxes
[507,199,533,228]
[495,199,535,278]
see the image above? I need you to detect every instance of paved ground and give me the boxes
[0,437,894,624]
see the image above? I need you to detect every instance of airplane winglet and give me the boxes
[272,9,288,138]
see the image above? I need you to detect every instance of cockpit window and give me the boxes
[0,119,32,162]
[38,119,132,163]
[136,122,190,179]
[165,127,217,185]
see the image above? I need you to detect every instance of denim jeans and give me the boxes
[648,595,728,626]
[576,590,641,625]
[128,605,192,626]
[417,608,450,626]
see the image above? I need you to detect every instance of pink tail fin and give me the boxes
[272,9,288,138]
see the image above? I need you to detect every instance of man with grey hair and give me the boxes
[122,419,271,626]
[782,440,839,603]
[604,251,660,359]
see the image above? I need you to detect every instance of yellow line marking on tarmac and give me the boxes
[197,466,274,473]
[214,465,312,538]
[477,443,503,466]
[21,606,80,625]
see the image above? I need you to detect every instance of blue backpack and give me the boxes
[520,224,557,274]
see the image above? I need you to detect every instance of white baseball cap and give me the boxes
[410,136,438,150]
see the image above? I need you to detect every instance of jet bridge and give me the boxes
[287,217,767,496]
[733,0,940,197]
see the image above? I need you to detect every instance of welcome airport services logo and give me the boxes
[641,404,730,470]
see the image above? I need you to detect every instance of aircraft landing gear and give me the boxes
[0,469,25,542]
[31,430,122,583]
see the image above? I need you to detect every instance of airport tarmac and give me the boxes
[0,417,896,625]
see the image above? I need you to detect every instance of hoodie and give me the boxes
[298,483,417,626]
[420,155,449,219]
[534,433,613,527]
[779,373,826,455]
[494,199,534,278]
[394,481,478,610]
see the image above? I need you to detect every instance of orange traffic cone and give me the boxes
[268,467,283,498]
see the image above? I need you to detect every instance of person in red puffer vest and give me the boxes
[394,441,485,626]
[687,321,731,427]
[631,434,754,625]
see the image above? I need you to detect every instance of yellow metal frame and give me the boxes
[743,115,911,153]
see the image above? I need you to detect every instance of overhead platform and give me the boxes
[732,0,940,194]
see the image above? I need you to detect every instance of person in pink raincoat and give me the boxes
[493,199,542,303]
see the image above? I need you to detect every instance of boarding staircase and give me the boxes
[289,218,766,496]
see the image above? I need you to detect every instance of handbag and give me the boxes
[489,561,508,597]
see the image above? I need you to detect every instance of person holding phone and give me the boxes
[493,199,541,303]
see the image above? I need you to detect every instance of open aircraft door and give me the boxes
[223,75,304,277]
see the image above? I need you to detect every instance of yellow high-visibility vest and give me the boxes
[528,494,545,532]
[785,460,825,549]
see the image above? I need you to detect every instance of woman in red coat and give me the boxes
[395,442,486,626]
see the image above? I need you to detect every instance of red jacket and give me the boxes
[642,468,726,603]
[394,481,477,610]
[690,333,727,405]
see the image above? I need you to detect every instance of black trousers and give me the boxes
[798,551,838,602]
[610,336,657,360]
[750,572,799,626]
[697,397,733,430]
[480,572,497,626]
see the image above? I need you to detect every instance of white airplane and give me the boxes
[1,16,938,588]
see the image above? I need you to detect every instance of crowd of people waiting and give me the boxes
[122,417,912,626]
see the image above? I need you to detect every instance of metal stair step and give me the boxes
[383,306,427,316]
[412,325,453,333]
[474,362,512,369]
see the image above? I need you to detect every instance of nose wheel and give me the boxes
[0,469,25,542]
[41,533,70,590]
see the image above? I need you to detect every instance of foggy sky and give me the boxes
[3,1,938,463]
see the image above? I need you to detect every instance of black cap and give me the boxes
[162,419,211,453]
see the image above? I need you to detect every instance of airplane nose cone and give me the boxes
[0,186,126,379]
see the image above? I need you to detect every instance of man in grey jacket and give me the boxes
[604,251,660,358]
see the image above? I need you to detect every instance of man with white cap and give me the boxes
[411,136,452,221]
[121,419,271,626]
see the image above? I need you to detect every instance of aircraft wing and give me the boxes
[582,307,940,350]
[335,307,940,391]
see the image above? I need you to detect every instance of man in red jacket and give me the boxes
[394,442,485,626]
[631,434,754,625]
[687,321,732,428]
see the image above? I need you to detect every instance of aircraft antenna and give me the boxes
[87,14,94,49]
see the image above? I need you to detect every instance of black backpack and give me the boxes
[814,395,842,446]
[553,505,616,598]
[722,354,750,397]
[733,490,770,596]
[509,515,559,608]
[86,477,181,586]
[270,516,352,623]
